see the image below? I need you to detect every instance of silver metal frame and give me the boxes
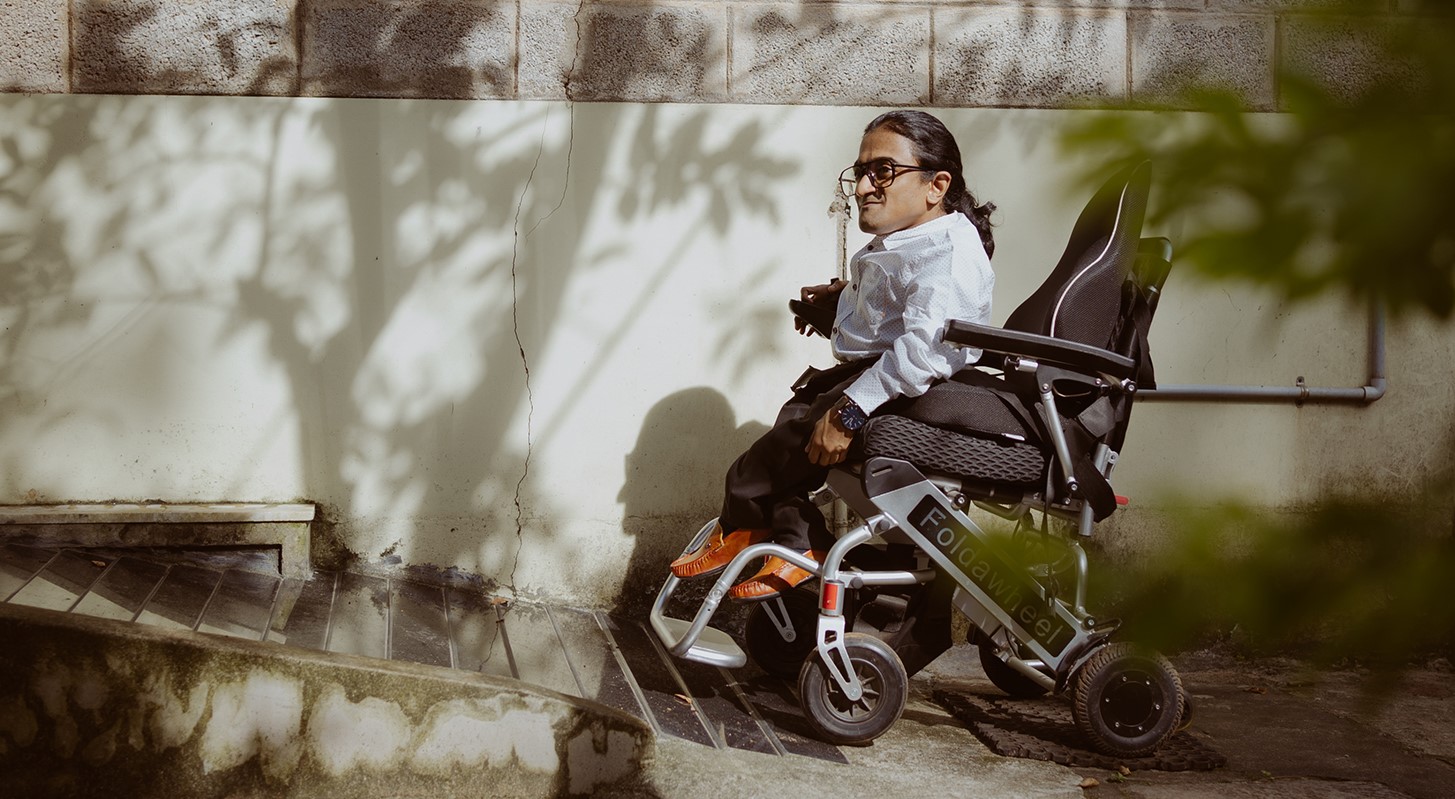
[851,479,1094,674]
[649,507,933,693]
[649,513,931,672]
[649,463,1104,699]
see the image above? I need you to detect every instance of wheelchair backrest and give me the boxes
[1002,162,1152,350]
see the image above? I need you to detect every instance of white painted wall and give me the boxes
[2,95,1449,606]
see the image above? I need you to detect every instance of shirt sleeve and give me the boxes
[842,248,989,414]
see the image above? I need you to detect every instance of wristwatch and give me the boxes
[834,397,869,432]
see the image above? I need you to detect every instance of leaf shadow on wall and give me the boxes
[0,1,808,610]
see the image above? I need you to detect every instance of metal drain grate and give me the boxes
[932,688,1227,771]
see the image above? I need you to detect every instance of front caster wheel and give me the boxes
[798,633,907,745]
[1072,642,1184,758]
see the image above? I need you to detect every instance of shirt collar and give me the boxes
[873,211,967,251]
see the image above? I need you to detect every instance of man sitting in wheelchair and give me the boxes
[670,109,997,602]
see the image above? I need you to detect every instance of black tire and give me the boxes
[1177,693,1196,732]
[1072,642,1185,758]
[744,587,819,679]
[978,643,1051,699]
[797,632,908,745]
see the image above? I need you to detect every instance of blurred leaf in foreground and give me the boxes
[1062,0,1455,319]
[1110,463,1455,663]
[1060,0,1455,661]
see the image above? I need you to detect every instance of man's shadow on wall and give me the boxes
[615,387,769,618]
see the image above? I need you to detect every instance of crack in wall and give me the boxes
[506,84,578,595]
[506,121,546,595]
[500,0,585,596]
[523,107,574,241]
[565,0,586,102]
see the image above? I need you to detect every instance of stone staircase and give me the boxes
[0,543,848,764]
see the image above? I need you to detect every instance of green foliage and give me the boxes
[1061,4,1455,318]
[1112,473,1455,662]
[1060,1,1455,660]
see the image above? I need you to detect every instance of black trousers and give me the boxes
[718,358,878,551]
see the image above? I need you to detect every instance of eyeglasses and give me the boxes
[839,160,939,196]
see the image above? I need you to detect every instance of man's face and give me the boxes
[852,128,950,236]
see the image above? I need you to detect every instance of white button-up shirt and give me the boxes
[833,211,994,413]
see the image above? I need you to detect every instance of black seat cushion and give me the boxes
[860,415,1046,487]
[862,370,1048,488]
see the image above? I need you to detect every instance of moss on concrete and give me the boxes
[0,603,652,798]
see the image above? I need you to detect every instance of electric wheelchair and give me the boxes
[651,162,1184,756]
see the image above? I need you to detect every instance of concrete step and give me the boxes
[0,600,650,797]
[17,546,1437,799]
[0,503,315,578]
[0,543,850,794]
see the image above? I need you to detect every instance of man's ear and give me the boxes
[927,171,953,206]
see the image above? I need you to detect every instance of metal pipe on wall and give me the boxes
[1136,301,1387,406]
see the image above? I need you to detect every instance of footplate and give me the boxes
[650,518,822,669]
[649,615,747,669]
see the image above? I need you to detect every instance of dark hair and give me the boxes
[864,110,996,258]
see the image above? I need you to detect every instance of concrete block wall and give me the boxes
[0,4,1445,608]
[0,1,1436,110]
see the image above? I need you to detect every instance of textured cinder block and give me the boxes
[519,2,576,100]
[74,0,297,95]
[934,7,1127,108]
[1281,15,1419,106]
[730,4,930,105]
[302,0,516,99]
[538,3,727,102]
[0,0,67,93]
[1207,0,1360,10]
[1131,12,1275,109]
[1012,0,1204,7]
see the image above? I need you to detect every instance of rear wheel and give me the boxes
[1072,642,1184,757]
[798,633,907,745]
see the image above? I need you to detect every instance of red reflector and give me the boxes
[1115,495,1130,506]
[822,582,841,611]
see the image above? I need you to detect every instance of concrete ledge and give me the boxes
[0,504,315,579]
[0,602,653,797]
[1,1,1419,111]
[0,502,316,524]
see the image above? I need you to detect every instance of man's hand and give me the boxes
[795,279,845,337]
[806,407,854,466]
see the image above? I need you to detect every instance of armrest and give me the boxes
[944,321,1136,379]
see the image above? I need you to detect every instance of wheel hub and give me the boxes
[1101,669,1164,736]
[826,661,884,721]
